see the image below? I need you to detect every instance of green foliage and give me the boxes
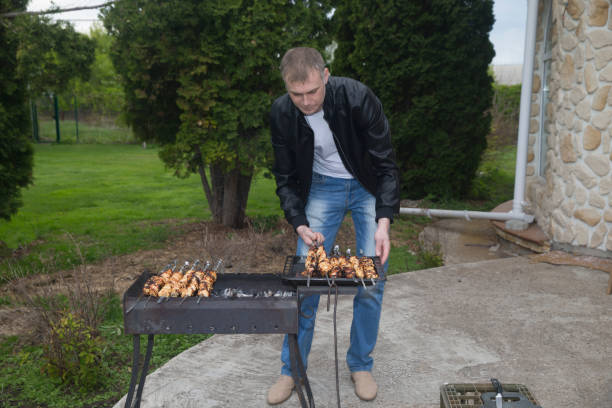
[493,83,521,118]
[43,312,107,392]
[468,145,516,206]
[15,15,95,95]
[332,0,495,200]
[63,24,127,119]
[0,0,34,222]
[102,0,333,227]
[1,294,210,407]
[415,241,444,269]
[489,83,521,148]
[247,214,282,233]
[387,215,443,274]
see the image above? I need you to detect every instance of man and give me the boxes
[268,47,400,405]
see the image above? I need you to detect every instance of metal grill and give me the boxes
[122,271,314,408]
[123,272,298,334]
[440,383,541,408]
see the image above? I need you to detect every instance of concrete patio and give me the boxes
[114,252,612,408]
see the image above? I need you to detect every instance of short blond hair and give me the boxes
[280,47,326,83]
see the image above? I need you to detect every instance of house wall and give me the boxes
[526,0,612,253]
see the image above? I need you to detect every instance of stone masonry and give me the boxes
[527,0,612,253]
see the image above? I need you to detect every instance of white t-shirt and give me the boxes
[305,110,353,179]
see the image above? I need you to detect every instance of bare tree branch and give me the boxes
[1,1,115,18]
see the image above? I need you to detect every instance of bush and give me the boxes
[333,0,495,200]
[43,311,107,392]
[7,237,114,392]
[0,0,34,221]
[247,214,282,233]
[489,83,521,148]
[416,241,444,269]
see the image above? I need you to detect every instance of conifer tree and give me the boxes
[103,0,333,227]
[333,0,495,199]
[0,0,33,221]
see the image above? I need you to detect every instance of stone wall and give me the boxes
[526,0,612,253]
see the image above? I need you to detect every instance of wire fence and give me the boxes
[31,93,135,144]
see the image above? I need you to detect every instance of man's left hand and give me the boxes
[374,218,391,265]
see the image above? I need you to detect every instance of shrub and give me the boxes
[43,311,107,392]
[247,214,282,233]
[0,0,34,221]
[333,0,495,200]
[7,237,114,391]
[416,241,444,269]
[489,83,521,148]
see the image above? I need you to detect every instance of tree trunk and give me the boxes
[200,162,253,229]
[221,167,253,228]
[209,164,225,224]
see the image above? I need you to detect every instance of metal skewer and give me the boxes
[332,245,341,285]
[178,260,200,305]
[196,261,210,304]
[143,296,151,308]
[126,296,143,314]
[307,242,317,288]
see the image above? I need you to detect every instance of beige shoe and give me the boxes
[351,371,378,401]
[267,375,294,405]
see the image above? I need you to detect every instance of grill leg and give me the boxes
[293,333,315,408]
[124,335,155,408]
[124,335,141,408]
[289,333,315,408]
[134,334,155,408]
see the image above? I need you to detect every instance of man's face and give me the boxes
[285,68,329,115]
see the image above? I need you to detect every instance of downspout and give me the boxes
[400,0,537,227]
[506,0,539,231]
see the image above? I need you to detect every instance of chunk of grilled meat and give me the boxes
[194,268,217,298]
[317,257,332,276]
[179,268,195,288]
[316,245,327,262]
[180,277,200,297]
[360,257,378,279]
[157,281,174,297]
[169,270,183,284]
[303,246,318,276]
[349,256,364,279]
[160,268,173,281]
[329,265,341,279]
[143,275,166,296]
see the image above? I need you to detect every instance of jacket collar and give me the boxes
[322,76,334,122]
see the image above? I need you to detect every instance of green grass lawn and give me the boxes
[0,144,281,278]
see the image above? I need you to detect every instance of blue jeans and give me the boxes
[280,172,387,376]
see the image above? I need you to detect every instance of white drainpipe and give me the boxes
[399,0,537,228]
[399,207,533,223]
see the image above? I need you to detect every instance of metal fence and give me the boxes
[30,93,131,144]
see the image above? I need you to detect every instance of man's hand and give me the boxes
[296,225,325,247]
[374,218,391,265]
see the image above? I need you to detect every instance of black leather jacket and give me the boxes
[270,75,400,231]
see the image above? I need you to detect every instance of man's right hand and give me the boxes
[296,225,324,247]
